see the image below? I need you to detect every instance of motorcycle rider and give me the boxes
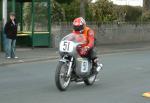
[72,17,103,73]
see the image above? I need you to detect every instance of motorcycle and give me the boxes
[55,33,102,91]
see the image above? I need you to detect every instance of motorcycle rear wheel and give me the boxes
[55,62,71,91]
[84,74,97,85]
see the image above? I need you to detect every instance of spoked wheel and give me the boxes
[84,74,97,85]
[55,62,71,91]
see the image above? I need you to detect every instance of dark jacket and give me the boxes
[4,19,18,39]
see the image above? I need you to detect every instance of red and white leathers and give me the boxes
[72,17,95,56]
[72,17,103,73]
[73,27,95,51]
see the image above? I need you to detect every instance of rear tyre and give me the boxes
[84,74,97,85]
[55,62,71,91]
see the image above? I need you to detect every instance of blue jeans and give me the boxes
[5,38,16,58]
[2,32,7,52]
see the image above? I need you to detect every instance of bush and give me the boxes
[142,11,150,22]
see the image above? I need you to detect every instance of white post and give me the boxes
[2,0,7,51]
[3,0,7,27]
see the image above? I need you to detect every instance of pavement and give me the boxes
[0,42,150,66]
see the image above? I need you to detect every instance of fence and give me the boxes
[51,22,150,48]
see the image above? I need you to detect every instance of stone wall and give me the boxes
[51,23,150,48]
[0,21,2,51]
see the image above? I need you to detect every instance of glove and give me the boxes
[83,46,90,52]
[80,46,90,56]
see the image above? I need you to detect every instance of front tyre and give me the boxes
[55,62,71,91]
[84,74,97,85]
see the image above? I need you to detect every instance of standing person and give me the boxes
[4,12,18,59]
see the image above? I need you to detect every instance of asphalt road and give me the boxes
[0,50,150,103]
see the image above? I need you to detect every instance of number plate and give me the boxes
[81,60,88,73]
[60,41,74,52]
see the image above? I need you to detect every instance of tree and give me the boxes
[142,11,150,21]
[142,0,150,22]
[80,0,86,18]
[53,0,145,22]
[143,0,150,11]
[60,0,80,21]
[51,0,65,22]
[55,0,73,4]
[54,0,93,21]
[113,5,142,22]
[125,6,142,22]
[89,0,116,22]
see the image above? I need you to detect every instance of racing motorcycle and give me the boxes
[55,33,102,91]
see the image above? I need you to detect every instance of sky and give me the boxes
[92,0,143,7]
[111,0,143,6]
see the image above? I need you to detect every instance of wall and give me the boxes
[0,23,1,51]
[0,0,2,51]
[51,23,150,48]
[94,23,150,45]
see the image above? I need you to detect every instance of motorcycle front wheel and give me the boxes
[84,74,97,85]
[55,62,71,91]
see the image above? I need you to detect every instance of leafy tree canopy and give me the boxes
[55,0,74,4]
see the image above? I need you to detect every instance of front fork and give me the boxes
[59,56,74,77]
[66,57,74,77]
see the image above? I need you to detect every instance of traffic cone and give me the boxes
[142,92,150,98]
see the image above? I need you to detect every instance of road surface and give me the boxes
[0,50,150,103]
